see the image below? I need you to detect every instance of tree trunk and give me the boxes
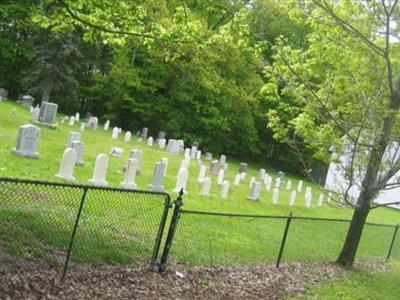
[41,78,53,102]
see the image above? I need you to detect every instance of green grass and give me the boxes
[293,261,400,299]
[0,99,399,266]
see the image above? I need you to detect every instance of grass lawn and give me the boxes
[0,100,399,267]
[293,261,400,300]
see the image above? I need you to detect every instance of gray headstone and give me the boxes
[209,160,219,175]
[205,152,213,161]
[192,141,200,148]
[157,131,166,140]
[12,124,40,158]
[67,132,81,146]
[21,95,35,108]
[248,181,261,201]
[38,102,58,124]
[71,141,85,165]
[239,162,248,173]
[147,162,166,192]
[278,171,286,183]
[141,127,148,139]
[0,88,8,98]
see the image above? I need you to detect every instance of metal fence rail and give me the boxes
[0,177,171,279]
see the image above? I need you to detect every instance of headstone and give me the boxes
[220,180,230,199]
[239,162,248,173]
[12,124,40,158]
[219,154,226,165]
[110,147,123,158]
[141,127,148,139]
[205,152,213,161]
[271,188,279,204]
[259,169,266,180]
[173,167,189,194]
[80,122,85,132]
[209,160,219,175]
[124,131,131,142]
[190,146,197,159]
[265,175,272,191]
[67,132,80,146]
[69,116,75,126]
[177,140,184,153]
[247,181,261,201]
[118,127,122,134]
[75,112,80,122]
[38,102,58,124]
[289,190,297,206]
[216,169,225,185]
[129,149,143,171]
[180,158,190,171]
[88,154,109,186]
[249,176,255,188]
[111,127,119,139]
[286,180,292,190]
[275,177,281,188]
[222,163,228,172]
[278,171,285,183]
[31,106,40,121]
[71,140,85,165]
[148,162,166,192]
[0,88,8,99]
[297,180,303,192]
[305,189,312,208]
[184,148,190,158]
[21,95,35,108]
[234,174,241,186]
[198,165,207,182]
[120,158,139,189]
[158,138,166,149]
[55,148,77,181]
[90,117,98,130]
[199,177,211,196]
[157,131,166,140]
[317,194,324,207]
[104,120,110,130]
[161,157,168,177]
[192,141,200,148]
[196,150,202,160]
[147,136,154,146]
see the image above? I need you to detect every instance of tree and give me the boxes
[264,0,400,267]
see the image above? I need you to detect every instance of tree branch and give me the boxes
[370,201,400,210]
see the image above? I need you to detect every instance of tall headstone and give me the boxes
[190,146,197,159]
[219,154,226,165]
[198,165,207,182]
[297,180,303,192]
[71,140,85,165]
[12,124,40,158]
[278,171,286,183]
[147,136,153,146]
[220,180,230,199]
[80,122,85,132]
[88,154,109,186]
[161,157,168,177]
[69,116,75,126]
[120,158,139,190]
[275,177,281,188]
[67,132,80,146]
[216,169,225,185]
[196,150,202,160]
[264,175,272,191]
[38,102,58,125]
[305,189,313,208]
[173,167,189,194]
[205,152,213,161]
[55,148,77,181]
[141,127,148,139]
[317,194,324,207]
[286,180,292,190]
[21,95,35,108]
[200,177,211,196]
[0,88,8,99]
[157,131,166,140]
[209,160,219,175]
[271,188,279,204]
[91,117,98,130]
[104,120,110,130]
[75,112,80,122]
[289,190,297,206]
[159,138,166,149]
[247,181,261,201]
[124,131,131,142]
[31,106,40,121]
[259,169,266,180]
[111,127,119,139]
[239,162,248,174]
[129,149,143,171]
[234,174,241,186]
[184,148,191,158]
[148,162,166,192]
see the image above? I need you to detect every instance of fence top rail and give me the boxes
[0,177,171,199]
[180,209,398,228]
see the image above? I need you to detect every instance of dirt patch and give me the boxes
[0,257,387,299]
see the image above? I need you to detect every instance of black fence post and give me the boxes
[149,195,172,271]
[61,187,88,281]
[158,189,184,273]
[276,212,293,268]
[386,223,399,260]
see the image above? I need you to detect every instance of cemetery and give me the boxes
[1,0,400,298]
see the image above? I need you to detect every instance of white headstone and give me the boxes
[219,154,226,165]
[75,112,80,122]
[196,150,201,160]
[173,167,189,194]
[200,177,211,196]
[198,165,207,182]
[271,188,279,204]
[31,106,40,121]
[124,131,131,142]
[190,146,197,159]
[264,175,272,191]
[68,116,75,126]
[220,180,230,199]
[275,177,281,188]
[161,157,168,177]
[297,180,303,192]
[118,127,122,134]
[247,181,261,201]
[104,120,110,131]
[120,158,139,189]
[286,180,292,191]
[259,169,266,180]
[305,189,313,208]
[12,124,40,158]
[110,147,123,158]
[88,154,109,186]
[71,140,85,165]
[55,148,77,181]
[67,132,81,146]
[289,190,297,206]
[148,162,166,192]
[317,194,324,207]
[111,127,118,139]
[129,149,143,170]
[184,148,190,158]
[147,136,153,146]
[80,122,85,132]
[234,174,241,186]
[216,169,225,185]
[159,138,166,149]
[180,158,190,171]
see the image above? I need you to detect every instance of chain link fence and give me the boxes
[0,177,170,278]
